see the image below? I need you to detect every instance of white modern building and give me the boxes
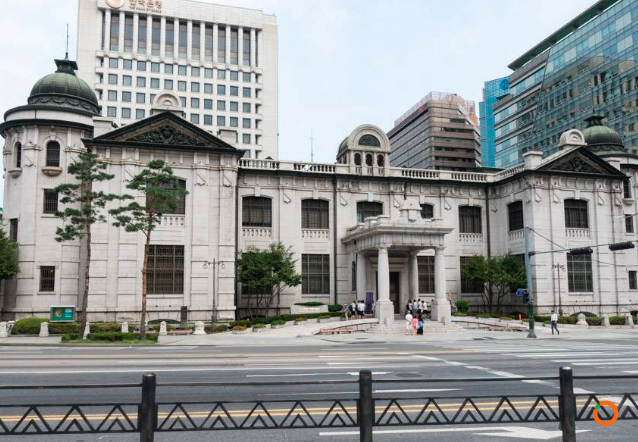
[76,0,278,160]
[3,57,638,325]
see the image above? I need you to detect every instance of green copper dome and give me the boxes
[28,58,100,115]
[583,115,624,153]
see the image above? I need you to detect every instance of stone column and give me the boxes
[409,250,419,302]
[431,247,450,324]
[375,246,394,325]
[187,20,193,60]
[213,24,219,62]
[160,17,166,57]
[174,19,180,61]
[238,27,244,66]
[133,13,139,53]
[118,12,125,54]
[225,25,231,65]
[356,253,367,302]
[104,10,111,51]
[250,28,256,67]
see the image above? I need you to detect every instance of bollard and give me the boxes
[626,314,634,327]
[159,321,167,336]
[192,321,206,335]
[602,314,610,327]
[83,322,91,339]
[39,322,49,338]
[359,370,373,442]
[121,322,129,333]
[139,373,157,442]
[559,367,577,442]
[576,313,588,327]
[0,322,8,338]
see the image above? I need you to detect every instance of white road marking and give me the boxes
[346,372,391,376]
[507,352,606,358]
[373,388,460,393]
[246,373,347,378]
[320,426,591,439]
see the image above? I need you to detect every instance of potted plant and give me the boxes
[252,323,267,333]
[232,324,250,334]
[271,319,286,329]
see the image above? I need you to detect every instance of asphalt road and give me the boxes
[1,335,638,441]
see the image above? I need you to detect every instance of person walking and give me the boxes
[358,299,366,317]
[412,299,419,316]
[550,310,560,335]
[411,315,419,335]
[417,313,424,336]
[405,311,413,335]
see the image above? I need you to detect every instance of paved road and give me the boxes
[1,333,638,440]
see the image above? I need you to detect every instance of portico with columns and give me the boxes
[342,201,454,326]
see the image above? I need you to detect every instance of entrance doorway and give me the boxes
[390,272,400,314]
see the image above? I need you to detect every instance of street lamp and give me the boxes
[203,259,225,324]
[552,263,565,316]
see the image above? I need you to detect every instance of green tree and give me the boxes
[236,242,302,319]
[54,151,131,337]
[0,228,19,281]
[461,255,526,313]
[109,160,188,340]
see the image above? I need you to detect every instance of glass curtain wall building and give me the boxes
[479,77,509,168]
[493,0,638,168]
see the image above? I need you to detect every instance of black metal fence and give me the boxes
[0,368,636,441]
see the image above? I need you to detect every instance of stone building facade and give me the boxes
[2,58,638,323]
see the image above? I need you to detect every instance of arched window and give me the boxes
[507,201,524,232]
[351,261,357,291]
[377,155,384,167]
[46,141,61,167]
[302,199,329,229]
[365,154,373,166]
[458,206,482,233]
[357,201,383,223]
[354,153,362,166]
[564,199,588,229]
[14,142,21,168]
[420,203,434,219]
[242,196,272,227]
[359,134,380,147]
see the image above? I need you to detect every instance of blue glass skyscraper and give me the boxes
[479,77,509,168]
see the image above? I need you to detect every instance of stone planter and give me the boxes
[232,328,251,335]
[272,324,285,329]
[252,327,268,333]
[285,321,295,326]
[294,320,307,326]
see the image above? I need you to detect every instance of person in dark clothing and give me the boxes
[417,313,424,335]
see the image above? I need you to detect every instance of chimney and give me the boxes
[523,151,543,169]
[218,128,238,146]
[92,116,116,137]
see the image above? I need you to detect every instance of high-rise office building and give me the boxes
[493,0,638,168]
[388,92,481,171]
[77,0,279,159]
[479,77,509,168]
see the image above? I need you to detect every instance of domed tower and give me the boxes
[0,57,99,320]
[336,124,391,176]
[583,115,625,154]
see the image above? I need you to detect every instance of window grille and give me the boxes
[147,245,184,295]
[302,254,330,295]
[302,200,329,229]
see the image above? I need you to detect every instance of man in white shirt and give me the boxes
[405,312,413,335]
[550,310,560,335]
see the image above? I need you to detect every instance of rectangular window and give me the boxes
[630,271,638,290]
[165,64,174,74]
[204,99,213,109]
[122,91,132,102]
[180,97,186,107]
[108,90,117,101]
[136,109,145,119]
[192,24,200,60]
[124,15,134,52]
[108,74,118,85]
[204,83,213,94]
[217,100,226,111]
[192,67,200,77]
[151,62,160,73]
[243,103,251,113]
[109,58,118,68]
[150,78,160,89]
[138,16,147,54]
[624,180,632,198]
[567,254,593,292]
[230,117,238,128]
[123,59,132,70]
[190,113,199,124]
[178,22,187,59]
[204,25,213,62]
[230,28,238,65]
[460,256,484,293]
[165,20,174,57]
[39,266,55,292]
[242,87,251,97]
[164,79,173,90]
[178,65,187,76]
[204,68,213,78]
[9,218,18,242]
[107,106,117,117]
[218,85,226,95]
[136,76,146,87]
[418,256,435,294]
[191,82,200,92]
[459,206,482,234]
[242,133,251,144]
[136,93,145,103]
[230,101,238,112]
[243,72,251,82]
[242,197,271,227]
[302,199,329,229]
[137,61,147,71]
[217,116,226,126]
[178,81,186,92]
[43,189,58,214]
[204,115,213,125]
[564,199,589,229]
[357,202,383,223]
[122,108,131,119]
[147,245,184,295]
[626,215,635,234]
[242,118,251,129]
[123,75,132,86]
[217,27,226,62]
[243,29,250,66]
[230,71,239,81]
[151,18,161,56]
[191,98,200,108]
[302,254,330,295]
[508,201,524,232]
[420,204,434,219]
[110,14,120,51]
[230,86,239,96]
[217,69,226,80]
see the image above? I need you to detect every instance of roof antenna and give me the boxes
[310,129,314,163]
[65,23,69,59]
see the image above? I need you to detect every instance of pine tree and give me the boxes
[109,160,188,340]
[54,151,131,338]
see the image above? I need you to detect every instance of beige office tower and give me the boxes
[76,0,278,159]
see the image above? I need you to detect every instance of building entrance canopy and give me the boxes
[341,201,454,325]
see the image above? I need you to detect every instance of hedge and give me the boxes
[87,332,158,342]
[12,317,49,335]
[294,302,325,307]
[232,312,345,328]
[455,301,469,313]
[328,304,343,313]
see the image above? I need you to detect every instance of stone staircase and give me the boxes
[367,316,462,334]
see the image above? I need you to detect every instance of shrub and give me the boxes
[12,317,48,335]
[253,323,267,329]
[328,304,343,313]
[609,315,626,325]
[318,314,331,319]
[232,325,248,331]
[230,320,252,328]
[295,316,308,322]
[86,332,158,342]
[50,323,81,334]
[534,315,550,323]
[455,301,469,313]
[586,316,602,326]
[205,324,229,334]
[294,302,324,307]
[453,312,468,317]
[557,316,577,325]
[271,319,286,326]
[91,323,121,333]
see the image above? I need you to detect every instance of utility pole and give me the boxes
[553,263,565,316]
[524,226,537,338]
[310,129,314,163]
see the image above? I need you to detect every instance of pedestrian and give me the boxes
[405,301,411,315]
[350,300,357,319]
[417,313,424,336]
[420,299,427,313]
[411,314,418,335]
[412,299,419,315]
[550,310,560,335]
[358,299,366,317]
[405,311,413,335]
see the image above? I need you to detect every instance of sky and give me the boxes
[0,0,595,168]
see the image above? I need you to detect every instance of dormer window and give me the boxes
[359,134,380,147]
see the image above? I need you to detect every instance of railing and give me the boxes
[508,229,524,242]
[450,172,489,182]
[459,233,484,243]
[239,159,280,170]
[160,215,185,227]
[293,163,336,173]
[566,228,590,239]
[494,163,526,179]
[242,227,272,238]
[400,169,440,179]
[301,229,330,239]
[0,368,634,440]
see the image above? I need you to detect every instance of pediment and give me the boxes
[537,148,625,177]
[90,112,240,153]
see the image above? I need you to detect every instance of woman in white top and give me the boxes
[405,312,413,334]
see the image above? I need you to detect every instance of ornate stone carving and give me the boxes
[550,155,603,174]
[129,125,206,146]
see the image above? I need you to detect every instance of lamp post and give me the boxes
[524,226,537,338]
[203,259,225,324]
[552,263,565,316]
